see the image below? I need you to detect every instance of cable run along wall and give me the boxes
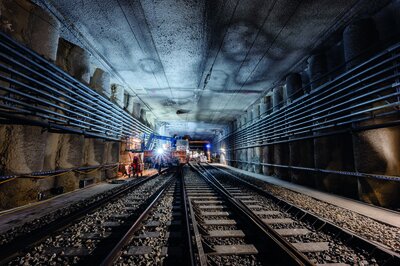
[0,31,153,141]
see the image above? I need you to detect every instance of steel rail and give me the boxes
[185,179,208,266]
[192,163,313,265]
[0,171,168,264]
[206,164,400,265]
[99,176,175,266]
[180,167,197,266]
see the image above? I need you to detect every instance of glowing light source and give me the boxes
[206,144,211,149]
[156,148,164,155]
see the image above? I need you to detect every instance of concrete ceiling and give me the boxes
[36,0,387,139]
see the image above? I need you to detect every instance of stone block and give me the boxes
[57,135,85,169]
[90,68,111,97]
[1,0,60,61]
[43,133,60,171]
[262,145,274,176]
[111,84,125,108]
[56,38,91,83]
[307,52,327,90]
[2,125,47,174]
[289,139,315,187]
[314,133,357,198]
[0,178,39,210]
[273,143,289,180]
[343,18,379,69]
[353,126,400,207]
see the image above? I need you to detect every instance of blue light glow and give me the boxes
[156,148,164,155]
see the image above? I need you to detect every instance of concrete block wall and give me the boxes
[314,133,357,198]
[56,38,91,84]
[353,125,400,206]
[0,0,123,210]
[224,7,400,208]
[90,68,111,97]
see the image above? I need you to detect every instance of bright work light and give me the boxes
[156,148,164,155]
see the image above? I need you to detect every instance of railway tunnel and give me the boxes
[0,0,399,265]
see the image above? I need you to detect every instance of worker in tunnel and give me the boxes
[129,155,142,178]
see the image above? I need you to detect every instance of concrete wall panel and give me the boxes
[56,38,91,83]
[262,145,274,176]
[1,0,60,61]
[314,133,356,198]
[90,68,111,98]
[2,125,47,174]
[289,139,314,187]
[273,143,289,180]
[353,126,400,208]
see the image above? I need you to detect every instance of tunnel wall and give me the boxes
[221,4,400,209]
[0,1,126,210]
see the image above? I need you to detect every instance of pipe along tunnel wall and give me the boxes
[218,3,400,209]
[0,0,151,210]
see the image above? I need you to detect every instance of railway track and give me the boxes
[199,163,400,266]
[187,163,312,266]
[2,164,398,265]
[0,170,175,265]
[101,167,193,266]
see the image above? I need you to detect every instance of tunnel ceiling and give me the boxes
[36,0,387,139]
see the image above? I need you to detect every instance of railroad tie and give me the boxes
[275,228,310,236]
[291,242,330,253]
[209,245,258,256]
[134,231,161,239]
[198,205,227,209]
[207,230,245,238]
[126,246,153,256]
[189,196,219,200]
[110,214,130,219]
[234,195,254,199]
[193,200,223,204]
[240,199,259,204]
[262,218,294,224]
[201,211,230,216]
[253,210,281,216]
[81,232,112,239]
[247,205,264,209]
[203,219,237,225]
[102,221,121,227]
[315,263,350,266]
